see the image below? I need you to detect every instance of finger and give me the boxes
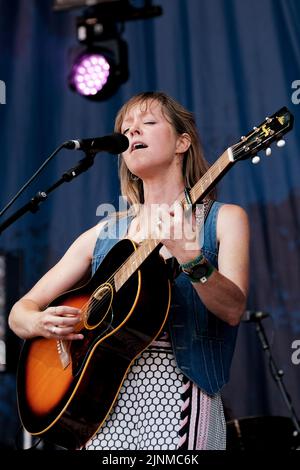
[53,325,79,336]
[157,206,174,239]
[51,306,81,316]
[157,205,173,223]
[48,325,84,340]
[51,315,82,329]
[172,201,184,220]
[63,333,84,341]
[172,202,184,239]
[152,207,163,239]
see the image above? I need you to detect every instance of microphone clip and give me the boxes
[62,153,96,182]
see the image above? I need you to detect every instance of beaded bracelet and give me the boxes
[180,253,204,269]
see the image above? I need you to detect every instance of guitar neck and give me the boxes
[181,148,234,206]
[114,148,234,291]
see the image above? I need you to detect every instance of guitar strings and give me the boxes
[81,128,283,321]
[74,247,143,330]
[77,245,151,329]
[74,146,245,325]
[71,122,286,331]
[75,150,236,323]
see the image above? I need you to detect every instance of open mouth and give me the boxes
[131,142,148,152]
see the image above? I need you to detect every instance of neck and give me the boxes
[142,175,185,207]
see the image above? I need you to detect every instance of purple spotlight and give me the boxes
[70,53,110,96]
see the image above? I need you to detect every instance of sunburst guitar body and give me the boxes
[17,239,171,449]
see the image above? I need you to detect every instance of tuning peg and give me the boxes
[265,147,272,156]
[251,156,260,164]
[276,139,286,148]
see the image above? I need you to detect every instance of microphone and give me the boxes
[63,133,129,154]
[242,310,270,322]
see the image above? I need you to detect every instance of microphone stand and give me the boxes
[0,152,96,235]
[254,316,300,439]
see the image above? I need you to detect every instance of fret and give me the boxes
[119,153,229,291]
[188,150,231,205]
[113,107,294,293]
[114,239,160,291]
[217,156,223,173]
[136,247,142,270]
[114,148,240,292]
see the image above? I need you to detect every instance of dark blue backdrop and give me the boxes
[1,0,300,448]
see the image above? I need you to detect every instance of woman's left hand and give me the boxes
[154,202,202,264]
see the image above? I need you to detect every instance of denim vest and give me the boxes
[92,202,238,395]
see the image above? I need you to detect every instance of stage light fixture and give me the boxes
[68,36,129,100]
[56,1,163,100]
[69,52,110,97]
[68,6,130,100]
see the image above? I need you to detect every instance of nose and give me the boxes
[129,122,142,137]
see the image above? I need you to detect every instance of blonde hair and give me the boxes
[114,91,215,207]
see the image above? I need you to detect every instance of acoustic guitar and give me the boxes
[17,107,294,449]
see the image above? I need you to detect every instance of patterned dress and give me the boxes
[85,331,226,450]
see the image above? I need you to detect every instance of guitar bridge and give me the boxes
[56,340,71,369]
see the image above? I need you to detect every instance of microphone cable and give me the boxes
[0,142,66,218]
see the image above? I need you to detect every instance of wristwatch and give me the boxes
[181,258,214,284]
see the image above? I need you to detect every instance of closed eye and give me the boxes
[122,122,155,134]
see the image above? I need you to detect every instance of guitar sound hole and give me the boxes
[85,284,113,329]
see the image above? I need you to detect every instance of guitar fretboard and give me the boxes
[113,149,233,292]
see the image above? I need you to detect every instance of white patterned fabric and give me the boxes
[85,332,226,450]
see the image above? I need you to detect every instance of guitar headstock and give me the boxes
[231,107,294,164]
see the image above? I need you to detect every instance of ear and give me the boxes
[175,133,191,154]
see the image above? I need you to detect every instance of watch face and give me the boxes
[190,263,209,279]
[182,259,214,283]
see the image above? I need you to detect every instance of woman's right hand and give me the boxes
[37,305,84,341]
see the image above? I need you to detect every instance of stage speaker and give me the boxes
[0,251,22,372]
